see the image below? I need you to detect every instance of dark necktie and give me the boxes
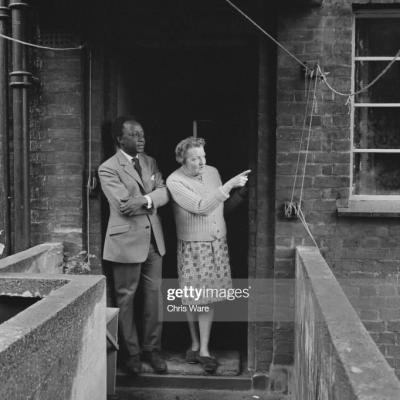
[132,157,142,179]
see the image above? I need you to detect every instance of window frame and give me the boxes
[350,10,400,200]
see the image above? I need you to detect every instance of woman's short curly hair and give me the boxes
[175,136,206,164]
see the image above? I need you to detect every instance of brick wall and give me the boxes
[29,45,107,275]
[30,50,84,256]
[343,278,400,378]
[274,0,400,366]
[295,247,400,399]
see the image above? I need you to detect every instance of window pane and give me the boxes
[356,18,400,57]
[353,153,400,195]
[354,107,400,149]
[355,61,400,103]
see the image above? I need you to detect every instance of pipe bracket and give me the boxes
[0,6,10,19]
[9,1,29,9]
[9,70,32,87]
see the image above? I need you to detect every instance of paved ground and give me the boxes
[113,388,287,400]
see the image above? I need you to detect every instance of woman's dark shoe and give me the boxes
[185,349,199,364]
[196,354,218,374]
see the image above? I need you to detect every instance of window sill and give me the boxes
[337,200,400,218]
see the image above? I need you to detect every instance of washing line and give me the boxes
[299,74,319,211]
[223,0,400,250]
[223,0,308,69]
[223,0,400,102]
[298,73,320,249]
[290,76,313,205]
[288,68,321,249]
[0,32,84,51]
[318,49,400,100]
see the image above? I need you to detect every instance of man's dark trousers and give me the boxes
[111,240,163,357]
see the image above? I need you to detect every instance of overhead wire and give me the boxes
[223,0,400,101]
[299,73,319,211]
[0,32,85,51]
[290,74,313,205]
[223,0,308,70]
[223,0,400,250]
[318,49,400,100]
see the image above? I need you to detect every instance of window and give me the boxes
[352,12,400,197]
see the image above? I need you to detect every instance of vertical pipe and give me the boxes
[0,0,9,255]
[9,0,31,252]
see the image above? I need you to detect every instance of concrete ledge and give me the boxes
[0,273,106,400]
[0,243,63,274]
[117,372,252,391]
[337,200,400,218]
[295,246,400,400]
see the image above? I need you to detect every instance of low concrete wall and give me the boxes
[341,278,400,378]
[0,242,63,274]
[0,273,106,400]
[295,246,400,400]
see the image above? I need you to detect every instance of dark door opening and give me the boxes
[107,43,257,361]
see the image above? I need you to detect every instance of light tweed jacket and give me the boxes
[99,150,168,263]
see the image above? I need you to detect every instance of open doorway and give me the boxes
[106,42,257,363]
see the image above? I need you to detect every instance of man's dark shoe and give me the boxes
[142,350,168,374]
[126,354,142,375]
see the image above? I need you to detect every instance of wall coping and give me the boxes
[0,243,63,273]
[296,246,400,399]
[0,273,105,355]
[0,273,106,399]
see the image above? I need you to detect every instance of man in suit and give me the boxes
[99,116,169,374]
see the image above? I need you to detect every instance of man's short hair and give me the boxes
[175,136,206,164]
[112,116,141,145]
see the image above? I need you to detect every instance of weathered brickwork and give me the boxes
[30,51,84,256]
[29,46,106,275]
[274,0,400,369]
[343,279,400,378]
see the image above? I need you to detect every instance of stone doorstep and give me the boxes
[140,350,240,376]
[117,350,252,392]
[116,351,280,393]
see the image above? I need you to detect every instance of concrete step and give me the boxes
[113,387,289,400]
[140,350,240,376]
[117,372,254,391]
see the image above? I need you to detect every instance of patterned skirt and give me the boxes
[177,236,232,306]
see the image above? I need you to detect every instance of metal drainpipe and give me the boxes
[0,0,10,255]
[9,0,31,252]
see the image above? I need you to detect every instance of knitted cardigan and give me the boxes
[166,165,229,241]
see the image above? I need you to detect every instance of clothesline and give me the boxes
[0,32,85,51]
[223,0,400,250]
[223,0,400,100]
